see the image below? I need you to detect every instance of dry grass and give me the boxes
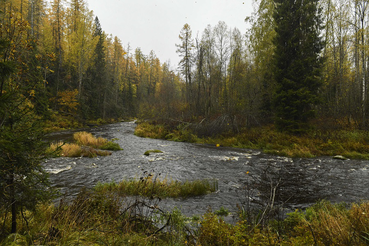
[47,141,82,157]
[61,143,82,157]
[3,189,369,245]
[47,132,115,157]
[73,131,107,149]
[286,201,369,245]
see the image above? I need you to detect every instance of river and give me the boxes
[43,121,369,220]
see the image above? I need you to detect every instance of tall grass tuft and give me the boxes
[47,132,122,157]
[94,175,218,198]
[73,131,107,148]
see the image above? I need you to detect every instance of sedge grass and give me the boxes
[74,131,107,148]
[94,177,218,198]
[47,132,121,157]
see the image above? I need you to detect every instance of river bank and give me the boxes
[135,120,369,159]
[44,122,369,216]
[1,121,368,245]
[5,120,369,245]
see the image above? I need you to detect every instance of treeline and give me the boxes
[176,0,369,130]
[0,0,183,123]
[2,0,369,130]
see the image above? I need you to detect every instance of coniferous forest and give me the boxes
[4,0,369,244]
[0,0,368,131]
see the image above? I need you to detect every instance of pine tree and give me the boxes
[272,0,324,133]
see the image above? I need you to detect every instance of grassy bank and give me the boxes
[1,186,369,245]
[47,131,122,157]
[135,121,369,159]
[44,110,124,133]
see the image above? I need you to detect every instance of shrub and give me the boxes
[198,212,236,245]
[100,141,122,151]
[144,149,163,156]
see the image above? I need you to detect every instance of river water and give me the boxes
[44,121,369,219]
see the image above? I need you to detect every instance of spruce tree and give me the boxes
[272,0,324,133]
[0,39,56,235]
[84,17,106,119]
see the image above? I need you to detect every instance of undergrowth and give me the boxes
[2,190,369,245]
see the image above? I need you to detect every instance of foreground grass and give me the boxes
[47,131,122,157]
[135,121,369,159]
[2,188,369,245]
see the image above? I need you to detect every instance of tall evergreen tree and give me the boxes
[176,23,194,109]
[0,36,55,235]
[84,16,106,119]
[272,0,324,133]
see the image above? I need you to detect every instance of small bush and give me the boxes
[215,206,230,217]
[144,149,163,156]
[198,212,237,245]
[100,141,122,151]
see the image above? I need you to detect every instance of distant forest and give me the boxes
[0,0,368,131]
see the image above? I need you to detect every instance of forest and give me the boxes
[3,0,369,244]
[0,0,367,132]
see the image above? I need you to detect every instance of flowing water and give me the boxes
[44,121,369,219]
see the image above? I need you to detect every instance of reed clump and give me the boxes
[74,131,107,148]
[47,132,121,158]
[94,175,218,198]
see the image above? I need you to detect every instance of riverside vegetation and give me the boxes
[2,121,369,245]
[2,177,369,245]
[134,120,369,159]
[2,0,369,244]
[47,131,122,158]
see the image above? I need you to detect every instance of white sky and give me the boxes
[84,0,254,70]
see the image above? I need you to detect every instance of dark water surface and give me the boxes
[44,122,369,218]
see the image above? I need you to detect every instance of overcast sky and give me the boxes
[82,0,254,70]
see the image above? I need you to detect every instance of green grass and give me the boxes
[144,149,163,156]
[100,141,123,151]
[94,176,218,198]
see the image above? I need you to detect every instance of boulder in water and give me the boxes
[333,155,347,160]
